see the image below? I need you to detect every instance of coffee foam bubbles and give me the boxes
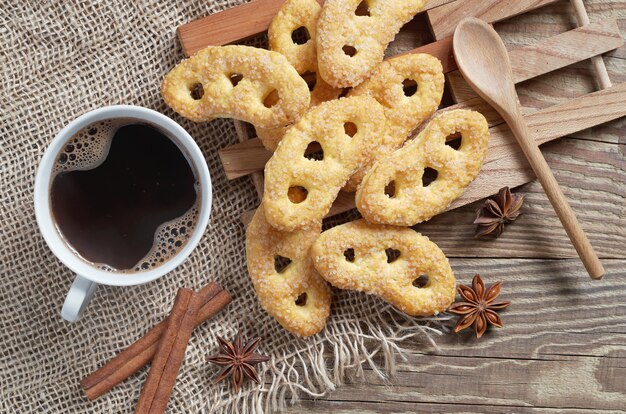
[53,119,119,174]
[133,204,200,272]
[52,119,200,273]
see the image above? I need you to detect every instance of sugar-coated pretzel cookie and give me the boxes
[268,0,320,73]
[263,95,387,231]
[161,45,310,128]
[311,220,456,316]
[317,0,427,88]
[349,54,444,136]
[256,0,342,151]
[356,109,490,226]
[246,206,331,337]
[343,53,445,191]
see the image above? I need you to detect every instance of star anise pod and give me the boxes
[448,274,511,339]
[474,186,524,238]
[207,332,270,392]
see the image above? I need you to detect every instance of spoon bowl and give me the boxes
[453,18,519,122]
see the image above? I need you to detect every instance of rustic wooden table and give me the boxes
[283,1,625,412]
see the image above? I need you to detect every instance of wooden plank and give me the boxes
[297,347,626,409]
[285,258,626,412]
[508,81,626,146]
[426,0,562,40]
[424,141,626,259]
[220,82,626,179]
[447,20,624,102]
[491,0,626,61]
[507,19,622,83]
[177,0,457,57]
[177,0,315,56]
[608,15,626,59]
[219,129,267,181]
[227,122,265,197]
[290,400,607,413]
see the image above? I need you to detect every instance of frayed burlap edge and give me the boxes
[208,308,452,414]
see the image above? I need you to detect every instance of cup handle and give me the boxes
[61,275,98,322]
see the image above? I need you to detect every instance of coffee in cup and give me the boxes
[49,119,201,272]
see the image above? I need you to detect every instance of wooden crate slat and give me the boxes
[238,82,626,224]
[219,136,270,181]
[426,0,561,40]
[177,0,457,57]
[232,119,264,196]
[570,0,612,89]
[177,0,305,56]
[447,20,623,103]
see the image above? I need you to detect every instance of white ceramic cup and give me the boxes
[34,105,212,322]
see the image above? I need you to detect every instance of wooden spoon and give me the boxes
[453,17,604,280]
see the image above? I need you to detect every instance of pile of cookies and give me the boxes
[162,0,490,337]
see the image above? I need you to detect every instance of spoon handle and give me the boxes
[504,108,605,279]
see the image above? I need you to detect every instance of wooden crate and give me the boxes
[176,0,625,224]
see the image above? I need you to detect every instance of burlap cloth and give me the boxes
[0,1,448,412]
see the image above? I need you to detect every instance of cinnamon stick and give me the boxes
[135,288,202,413]
[81,282,231,400]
